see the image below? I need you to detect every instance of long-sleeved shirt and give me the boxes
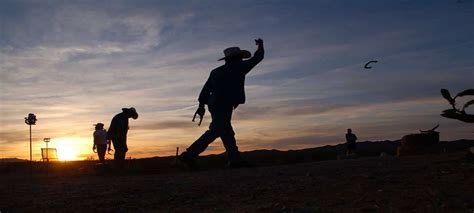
[199,45,264,108]
[106,112,129,140]
[346,133,357,143]
[93,129,108,145]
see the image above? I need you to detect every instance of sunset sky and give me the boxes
[1,0,473,160]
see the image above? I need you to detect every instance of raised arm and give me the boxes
[243,38,264,74]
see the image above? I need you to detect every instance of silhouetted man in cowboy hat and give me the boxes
[107,107,138,168]
[180,38,264,168]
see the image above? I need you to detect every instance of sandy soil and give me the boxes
[1,152,473,212]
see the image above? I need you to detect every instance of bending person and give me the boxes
[106,107,138,168]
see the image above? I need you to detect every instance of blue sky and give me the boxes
[1,0,473,160]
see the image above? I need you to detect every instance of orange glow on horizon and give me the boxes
[53,138,87,161]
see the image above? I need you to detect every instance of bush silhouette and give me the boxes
[440,88,474,123]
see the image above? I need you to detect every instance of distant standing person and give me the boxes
[92,123,111,163]
[180,38,265,168]
[346,128,358,156]
[107,107,138,168]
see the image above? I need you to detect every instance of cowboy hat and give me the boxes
[218,47,251,61]
[122,107,138,119]
[94,122,104,130]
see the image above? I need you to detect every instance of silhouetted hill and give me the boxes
[1,140,472,175]
[0,158,28,163]
[201,139,473,167]
[128,139,473,172]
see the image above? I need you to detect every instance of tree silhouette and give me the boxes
[440,89,474,123]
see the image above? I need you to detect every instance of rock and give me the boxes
[466,147,474,161]
[398,132,440,156]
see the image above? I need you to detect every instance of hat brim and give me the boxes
[218,50,251,61]
[122,108,139,119]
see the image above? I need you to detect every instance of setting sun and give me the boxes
[57,145,78,161]
[53,138,87,161]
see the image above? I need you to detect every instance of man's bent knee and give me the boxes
[210,125,234,136]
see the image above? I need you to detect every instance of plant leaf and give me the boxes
[441,113,456,119]
[441,109,459,119]
[441,111,474,123]
[441,89,455,104]
[457,114,474,123]
[442,109,458,114]
[456,89,474,97]
[462,99,474,111]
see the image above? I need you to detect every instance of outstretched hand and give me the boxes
[192,105,206,126]
[255,38,263,46]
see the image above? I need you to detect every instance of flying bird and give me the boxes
[364,60,378,69]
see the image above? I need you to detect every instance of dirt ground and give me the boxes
[1,152,473,212]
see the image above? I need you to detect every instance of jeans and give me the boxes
[186,104,242,163]
[112,136,128,168]
[96,144,107,163]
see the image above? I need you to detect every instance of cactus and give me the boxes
[440,89,474,123]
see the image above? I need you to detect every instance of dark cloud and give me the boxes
[134,120,194,131]
[234,98,355,121]
[0,130,29,145]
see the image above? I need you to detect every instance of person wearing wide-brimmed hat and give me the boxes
[92,122,111,163]
[180,38,264,168]
[106,107,138,168]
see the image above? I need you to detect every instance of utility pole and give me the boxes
[24,113,37,176]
